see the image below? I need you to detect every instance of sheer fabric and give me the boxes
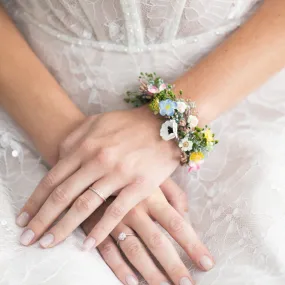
[1,1,285,284]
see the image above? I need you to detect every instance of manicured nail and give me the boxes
[82,237,96,251]
[160,282,171,285]
[126,275,138,285]
[20,229,35,246]
[16,212,30,227]
[200,255,214,271]
[39,233,54,248]
[180,277,193,285]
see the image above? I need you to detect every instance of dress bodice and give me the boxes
[3,0,261,50]
[2,2,285,285]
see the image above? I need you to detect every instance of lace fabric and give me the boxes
[2,1,285,285]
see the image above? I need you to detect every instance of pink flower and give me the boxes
[147,85,159,94]
[147,83,167,94]
[188,164,200,172]
[159,83,167,92]
[188,160,204,172]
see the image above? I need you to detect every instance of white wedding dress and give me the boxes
[1,0,285,284]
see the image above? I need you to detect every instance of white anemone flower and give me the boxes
[187,115,199,128]
[176,101,187,113]
[179,137,193,151]
[160,120,178,141]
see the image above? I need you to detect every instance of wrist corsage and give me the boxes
[125,73,218,172]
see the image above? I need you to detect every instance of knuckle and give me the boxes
[29,214,45,230]
[80,138,95,153]
[149,232,164,249]
[107,204,125,220]
[168,264,184,276]
[128,207,140,219]
[133,175,146,186]
[186,241,199,254]
[74,195,91,212]
[96,148,113,168]
[125,240,141,258]
[25,197,38,209]
[169,216,184,233]
[116,162,130,178]
[100,241,115,259]
[51,186,68,204]
[42,171,57,189]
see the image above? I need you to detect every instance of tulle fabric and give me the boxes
[1,1,285,284]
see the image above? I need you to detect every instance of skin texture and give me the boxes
[81,190,214,285]
[0,6,85,165]
[15,0,285,251]
[0,2,285,283]
[174,0,285,126]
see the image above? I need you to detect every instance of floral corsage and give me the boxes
[125,73,218,172]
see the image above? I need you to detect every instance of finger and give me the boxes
[129,213,194,285]
[149,202,214,272]
[98,235,139,285]
[38,174,126,248]
[160,178,188,217]
[85,183,148,248]
[111,223,169,285]
[20,160,105,246]
[16,153,81,227]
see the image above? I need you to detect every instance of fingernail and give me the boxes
[20,229,35,246]
[200,255,214,271]
[126,275,138,285]
[180,277,193,285]
[82,237,96,251]
[39,233,54,248]
[16,212,30,227]
[160,282,171,285]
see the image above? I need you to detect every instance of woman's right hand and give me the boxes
[18,106,181,249]
[82,189,214,285]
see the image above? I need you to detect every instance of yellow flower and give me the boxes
[149,98,160,114]
[189,152,204,162]
[204,129,214,143]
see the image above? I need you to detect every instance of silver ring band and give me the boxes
[116,232,136,246]
[89,187,107,202]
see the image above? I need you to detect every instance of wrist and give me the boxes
[37,110,86,166]
[133,105,182,162]
[125,73,218,171]
[173,77,214,126]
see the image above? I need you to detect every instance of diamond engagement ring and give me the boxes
[88,187,107,202]
[116,232,136,246]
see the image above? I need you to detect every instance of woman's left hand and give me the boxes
[17,106,181,248]
[82,189,214,285]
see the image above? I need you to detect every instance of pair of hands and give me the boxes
[82,189,213,285]
[16,106,214,284]
[17,106,180,247]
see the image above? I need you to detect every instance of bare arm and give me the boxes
[14,0,285,252]
[174,0,285,125]
[0,5,84,165]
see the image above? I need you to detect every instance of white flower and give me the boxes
[187,115,199,128]
[176,101,187,113]
[179,137,193,151]
[160,120,178,141]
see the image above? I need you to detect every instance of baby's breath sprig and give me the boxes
[125,73,218,172]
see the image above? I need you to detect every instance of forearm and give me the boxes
[174,0,285,125]
[0,6,84,165]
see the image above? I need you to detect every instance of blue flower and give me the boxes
[159,99,177,116]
